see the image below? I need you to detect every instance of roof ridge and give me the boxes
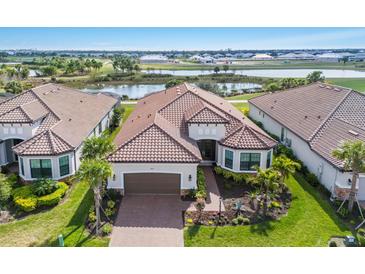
[308,88,353,142]
[246,126,272,148]
[0,89,33,108]
[12,130,46,153]
[47,130,57,154]
[153,122,201,161]
[29,88,62,123]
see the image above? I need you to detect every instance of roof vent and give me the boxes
[147,114,151,118]
[326,86,333,90]
[271,106,274,109]
[143,101,146,104]
[319,84,325,88]
[274,100,277,103]
[317,115,321,119]
[80,100,83,103]
[334,88,341,92]
[349,130,359,136]
[304,115,308,119]
[68,118,72,122]
[137,115,141,119]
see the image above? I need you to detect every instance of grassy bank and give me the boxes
[184,173,352,247]
[328,78,365,92]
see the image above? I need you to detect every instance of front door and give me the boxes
[197,140,216,161]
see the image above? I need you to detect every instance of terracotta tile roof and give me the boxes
[184,101,229,124]
[110,83,276,163]
[249,83,365,169]
[13,130,73,156]
[221,125,278,150]
[0,83,118,156]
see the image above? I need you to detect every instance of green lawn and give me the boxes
[184,174,352,247]
[328,78,365,92]
[226,92,265,101]
[0,181,108,247]
[232,102,249,114]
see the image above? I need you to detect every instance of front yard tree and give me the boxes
[332,140,365,212]
[272,155,301,185]
[81,136,116,160]
[77,159,112,235]
[306,71,325,83]
[254,168,281,216]
[214,66,220,74]
[110,105,125,130]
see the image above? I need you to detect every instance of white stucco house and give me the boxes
[249,83,365,200]
[0,84,118,181]
[107,83,277,195]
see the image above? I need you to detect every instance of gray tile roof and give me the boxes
[249,83,365,169]
[0,84,118,156]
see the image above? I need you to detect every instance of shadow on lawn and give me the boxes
[293,173,353,234]
[42,188,96,247]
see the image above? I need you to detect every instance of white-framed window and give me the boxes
[59,155,70,177]
[240,152,261,171]
[224,149,234,169]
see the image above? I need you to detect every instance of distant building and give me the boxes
[251,53,273,60]
[139,54,169,64]
[314,52,352,62]
[277,52,315,60]
[349,53,365,61]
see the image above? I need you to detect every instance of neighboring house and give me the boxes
[249,83,365,200]
[107,83,277,196]
[0,84,118,181]
[139,54,169,64]
[251,54,273,60]
[277,52,315,60]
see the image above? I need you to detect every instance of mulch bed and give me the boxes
[184,171,291,226]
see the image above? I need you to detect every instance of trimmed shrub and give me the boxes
[107,200,115,209]
[196,168,207,199]
[214,166,224,175]
[329,241,337,247]
[32,178,58,196]
[357,229,365,247]
[232,218,239,225]
[102,223,113,235]
[14,197,38,212]
[12,182,68,211]
[37,182,68,207]
[271,201,281,208]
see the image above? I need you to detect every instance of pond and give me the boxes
[80,82,262,99]
[141,69,365,78]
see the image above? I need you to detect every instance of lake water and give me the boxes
[81,82,262,99]
[141,69,365,78]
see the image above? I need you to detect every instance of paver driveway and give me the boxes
[110,195,187,247]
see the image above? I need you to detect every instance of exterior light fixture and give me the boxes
[188,174,192,181]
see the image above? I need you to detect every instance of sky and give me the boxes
[0,28,364,51]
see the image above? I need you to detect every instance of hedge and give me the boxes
[37,182,69,206]
[196,168,207,199]
[12,182,69,212]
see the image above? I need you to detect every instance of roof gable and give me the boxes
[13,130,73,156]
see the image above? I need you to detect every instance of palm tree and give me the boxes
[254,168,281,216]
[81,136,115,160]
[77,159,112,235]
[332,140,365,212]
[272,155,301,186]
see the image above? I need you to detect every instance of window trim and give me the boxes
[266,150,272,168]
[20,157,25,176]
[30,159,53,179]
[240,152,261,171]
[59,155,70,177]
[224,149,234,169]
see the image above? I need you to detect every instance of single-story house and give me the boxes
[139,54,169,64]
[249,83,365,200]
[0,83,119,181]
[107,83,277,195]
[251,54,273,60]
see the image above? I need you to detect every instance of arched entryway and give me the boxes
[0,138,24,165]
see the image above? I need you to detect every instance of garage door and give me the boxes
[124,173,180,195]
